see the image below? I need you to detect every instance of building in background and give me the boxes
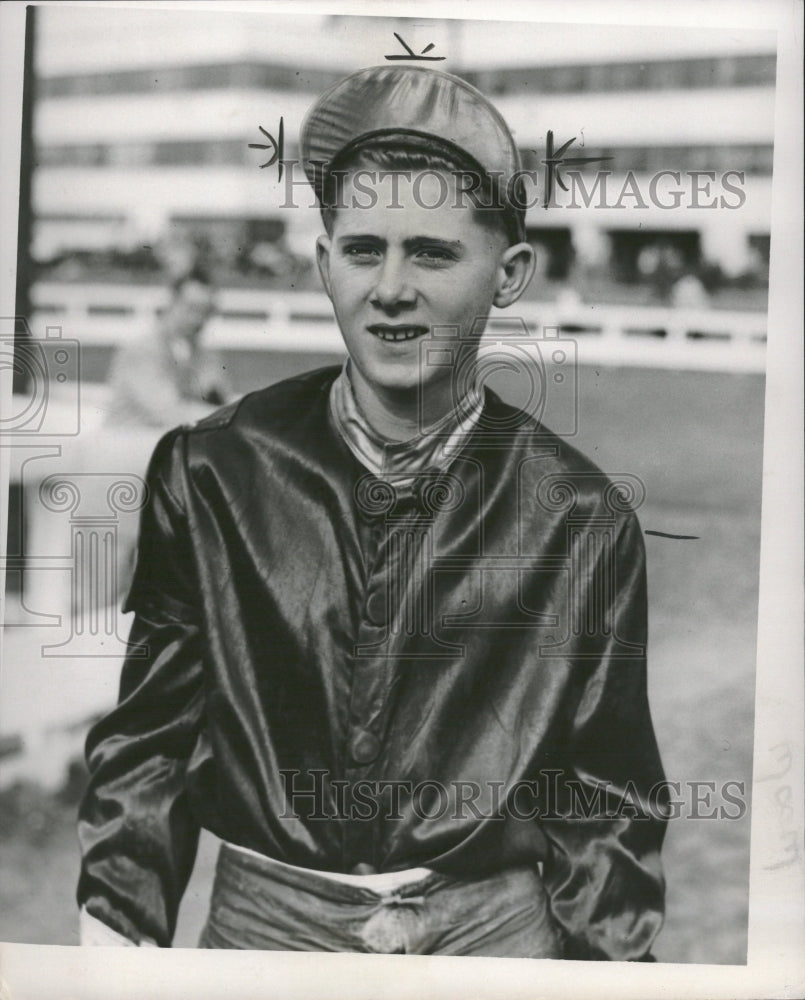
[32,9,774,302]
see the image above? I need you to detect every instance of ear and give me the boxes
[493,242,536,309]
[316,234,333,300]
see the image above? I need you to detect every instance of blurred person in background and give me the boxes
[637,241,685,304]
[103,265,230,430]
[670,272,711,310]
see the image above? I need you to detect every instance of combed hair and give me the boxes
[319,137,516,243]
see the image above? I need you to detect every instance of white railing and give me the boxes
[29,281,766,372]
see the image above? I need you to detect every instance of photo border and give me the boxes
[0,1,802,997]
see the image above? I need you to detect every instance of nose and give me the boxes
[370,252,415,312]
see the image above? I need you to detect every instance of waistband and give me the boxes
[221,841,440,903]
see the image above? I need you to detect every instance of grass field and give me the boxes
[0,362,764,963]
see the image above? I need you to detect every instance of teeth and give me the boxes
[373,328,424,342]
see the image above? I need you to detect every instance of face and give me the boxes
[166,279,215,342]
[316,170,534,405]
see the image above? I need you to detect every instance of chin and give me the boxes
[370,370,423,395]
[359,356,423,393]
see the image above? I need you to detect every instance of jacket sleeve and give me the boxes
[540,510,668,961]
[77,427,205,946]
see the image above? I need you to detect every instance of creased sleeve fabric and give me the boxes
[77,428,206,947]
[539,511,668,961]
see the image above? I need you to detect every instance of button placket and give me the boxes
[342,478,428,870]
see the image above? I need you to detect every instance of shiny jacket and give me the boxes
[77,365,667,957]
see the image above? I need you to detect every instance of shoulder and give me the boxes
[186,364,340,436]
[106,327,164,380]
[112,324,163,359]
[146,365,341,483]
[481,386,603,475]
[483,388,646,527]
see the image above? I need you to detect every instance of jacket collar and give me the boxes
[329,361,484,493]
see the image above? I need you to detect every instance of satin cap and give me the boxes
[299,65,526,241]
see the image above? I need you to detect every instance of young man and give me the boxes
[78,66,668,960]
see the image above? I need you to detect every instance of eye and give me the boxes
[415,246,455,263]
[343,243,380,259]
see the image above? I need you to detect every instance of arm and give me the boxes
[77,428,205,946]
[540,511,668,961]
[194,349,233,407]
[105,334,216,429]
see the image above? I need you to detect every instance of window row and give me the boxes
[36,140,773,175]
[38,54,776,100]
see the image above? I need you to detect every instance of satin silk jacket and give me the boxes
[77,366,668,958]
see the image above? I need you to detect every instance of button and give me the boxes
[350,729,380,764]
[350,862,377,876]
[365,589,387,626]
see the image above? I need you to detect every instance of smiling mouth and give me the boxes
[367,324,429,343]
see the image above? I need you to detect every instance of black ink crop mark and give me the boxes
[542,131,613,208]
[644,530,700,540]
[385,33,445,61]
[249,118,284,180]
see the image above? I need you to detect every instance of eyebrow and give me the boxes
[336,236,464,253]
